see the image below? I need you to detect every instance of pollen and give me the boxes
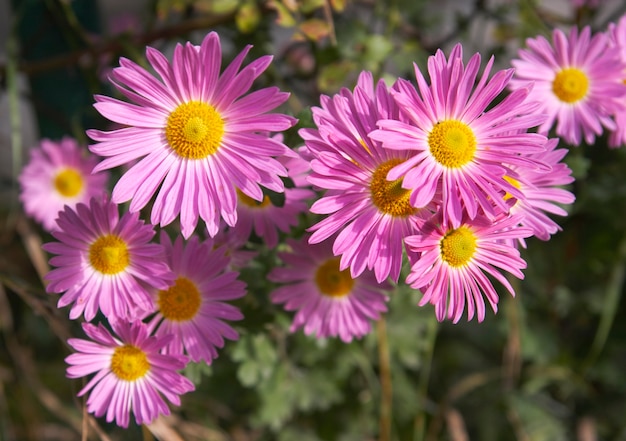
[552,67,589,104]
[53,168,84,197]
[237,189,272,208]
[315,257,354,298]
[370,159,417,217]
[165,101,225,159]
[110,345,150,381]
[89,234,130,275]
[428,120,477,168]
[157,277,202,322]
[440,226,478,268]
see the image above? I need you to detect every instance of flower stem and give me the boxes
[414,312,439,441]
[581,233,626,373]
[377,317,393,441]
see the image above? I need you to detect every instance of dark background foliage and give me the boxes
[1,0,626,440]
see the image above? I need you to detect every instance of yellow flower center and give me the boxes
[53,168,84,197]
[440,226,477,268]
[502,175,522,201]
[237,189,272,208]
[110,345,150,381]
[157,277,202,322]
[89,234,130,275]
[165,101,225,159]
[370,159,417,217]
[428,120,477,168]
[552,68,589,104]
[314,257,354,298]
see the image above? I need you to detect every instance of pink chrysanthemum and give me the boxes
[66,320,194,428]
[269,235,389,343]
[18,137,108,232]
[509,26,626,145]
[504,137,575,243]
[302,71,430,283]
[370,44,548,228]
[87,31,296,238]
[608,14,626,148]
[146,233,246,363]
[405,214,532,323]
[232,150,314,248]
[43,197,173,321]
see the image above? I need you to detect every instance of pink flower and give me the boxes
[44,197,173,321]
[510,26,626,145]
[18,137,108,232]
[87,32,296,238]
[505,137,575,243]
[146,233,246,363]
[302,71,430,283]
[66,320,194,428]
[370,44,548,228]
[405,214,532,323]
[231,149,314,248]
[608,14,626,148]
[269,235,389,343]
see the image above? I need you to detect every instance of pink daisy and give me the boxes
[231,149,314,248]
[87,31,297,238]
[18,137,108,232]
[146,233,246,363]
[608,14,626,148]
[370,44,548,229]
[269,235,389,343]
[509,26,626,145]
[43,197,173,321]
[504,137,575,242]
[405,213,532,323]
[66,320,194,428]
[302,71,431,283]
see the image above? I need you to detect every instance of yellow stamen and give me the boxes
[552,68,589,104]
[428,120,477,168]
[370,159,417,217]
[315,257,354,298]
[237,189,271,208]
[157,277,202,322]
[110,345,150,381]
[440,226,477,267]
[54,168,84,197]
[165,101,224,159]
[502,175,522,201]
[89,235,130,274]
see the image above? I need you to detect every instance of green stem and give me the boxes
[377,317,392,441]
[413,312,439,441]
[581,233,626,373]
[6,19,21,223]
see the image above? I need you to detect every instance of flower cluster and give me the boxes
[18,12,626,430]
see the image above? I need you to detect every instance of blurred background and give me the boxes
[2,0,626,440]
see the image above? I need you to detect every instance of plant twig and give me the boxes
[377,317,392,441]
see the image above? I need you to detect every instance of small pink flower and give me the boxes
[19,137,108,232]
[147,233,246,363]
[66,320,194,428]
[44,197,173,321]
[510,26,626,145]
[269,235,389,343]
[405,213,532,323]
